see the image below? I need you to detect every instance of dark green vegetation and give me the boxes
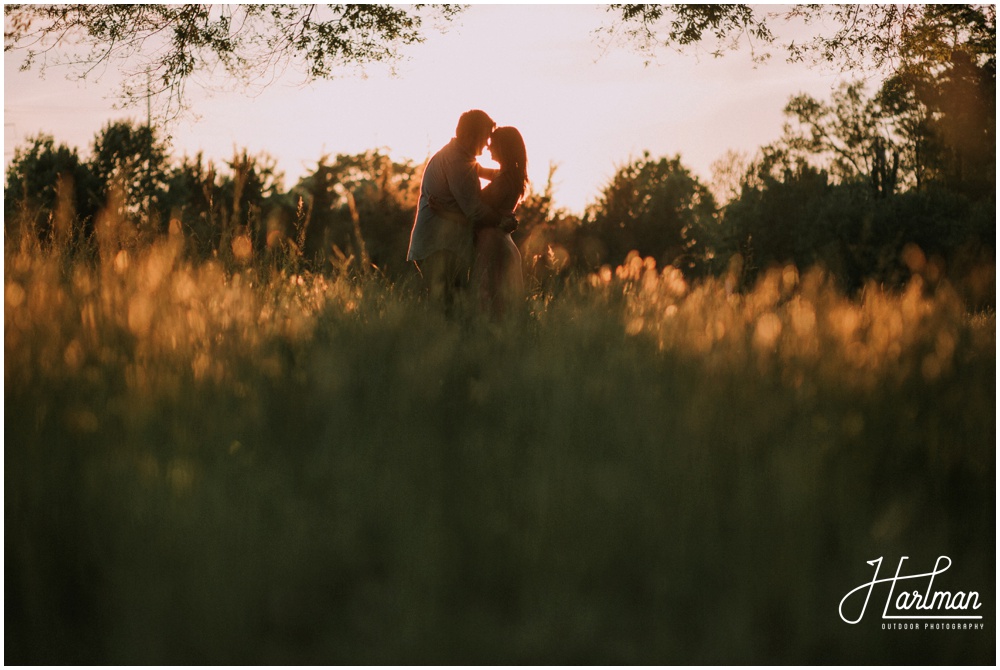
[5,225,995,662]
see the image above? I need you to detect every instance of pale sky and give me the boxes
[4,4,852,213]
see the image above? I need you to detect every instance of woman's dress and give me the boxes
[473,170,524,316]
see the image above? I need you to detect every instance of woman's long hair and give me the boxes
[491,126,529,205]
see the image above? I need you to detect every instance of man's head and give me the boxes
[456,109,496,156]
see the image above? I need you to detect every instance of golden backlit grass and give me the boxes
[5,232,995,663]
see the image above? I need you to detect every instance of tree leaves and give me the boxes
[606,4,774,63]
[587,153,717,269]
[4,4,466,120]
[606,4,995,74]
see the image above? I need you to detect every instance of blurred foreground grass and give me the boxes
[5,237,995,663]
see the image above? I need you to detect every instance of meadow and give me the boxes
[5,218,995,663]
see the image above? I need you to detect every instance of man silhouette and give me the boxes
[407,109,506,307]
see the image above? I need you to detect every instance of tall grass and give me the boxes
[5,215,995,662]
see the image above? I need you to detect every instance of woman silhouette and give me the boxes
[473,126,527,317]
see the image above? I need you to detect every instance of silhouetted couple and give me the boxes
[407,110,527,317]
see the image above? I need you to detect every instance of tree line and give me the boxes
[6,40,994,308]
[4,3,994,300]
[6,4,993,307]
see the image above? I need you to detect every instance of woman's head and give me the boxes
[488,127,527,170]
[488,126,529,199]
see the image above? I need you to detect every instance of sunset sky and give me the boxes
[4,4,853,213]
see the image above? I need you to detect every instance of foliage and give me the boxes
[606,4,774,62]
[290,150,421,276]
[4,133,99,243]
[780,68,995,202]
[162,152,223,258]
[713,146,995,306]
[889,4,996,73]
[605,4,996,75]
[4,4,466,119]
[4,69,993,299]
[913,49,996,199]
[782,82,904,197]
[510,164,586,290]
[584,153,717,272]
[217,150,287,253]
[719,153,836,279]
[89,120,171,225]
[693,41,995,298]
[5,220,994,663]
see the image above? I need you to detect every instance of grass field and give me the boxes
[5,232,995,663]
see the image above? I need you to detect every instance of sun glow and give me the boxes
[5,6,843,213]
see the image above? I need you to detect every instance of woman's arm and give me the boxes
[476,164,500,181]
[480,173,520,233]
